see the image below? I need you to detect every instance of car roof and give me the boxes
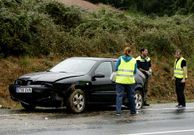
[69,57,117,61]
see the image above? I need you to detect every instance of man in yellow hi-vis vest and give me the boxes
[173,50,187,108]
[115,47,137,115]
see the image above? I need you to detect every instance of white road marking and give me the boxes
[121,129,194,135]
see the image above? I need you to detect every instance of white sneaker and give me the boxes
[178,105,186,109]
[115,113,121,116]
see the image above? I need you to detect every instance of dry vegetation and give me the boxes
[2,55,194,108]
[0,57,61,107]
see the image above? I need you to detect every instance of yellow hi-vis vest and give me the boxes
[116,57,136,84]
[174,57,187,79]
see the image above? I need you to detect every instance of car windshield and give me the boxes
[50,58,96,74]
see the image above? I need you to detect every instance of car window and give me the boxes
[95,62,112,77]
[50,59,96,74]
[113,61,117,72]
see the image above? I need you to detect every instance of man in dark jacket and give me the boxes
[136,48,152,106]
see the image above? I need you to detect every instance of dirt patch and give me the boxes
[58,0,116,11]
[58,0,99,10]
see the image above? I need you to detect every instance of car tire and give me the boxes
[66,89,86,113]
[21,102,36,111]
[135,89,143,110]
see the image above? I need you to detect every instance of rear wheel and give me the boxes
[66,89,86,113]
[135,89,143,110]
[21,102,36,111]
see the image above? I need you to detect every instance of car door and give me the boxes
[90,61,116,103]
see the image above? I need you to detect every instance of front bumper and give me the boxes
[9,84,63,107]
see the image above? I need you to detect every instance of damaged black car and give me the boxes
[9,57,146,113]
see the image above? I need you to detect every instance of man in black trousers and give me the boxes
[173,50,187,108]
[136,48,152,106]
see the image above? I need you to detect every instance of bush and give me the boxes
[45,2,82,30]
[0,0,71,57]
[91,32,126,54]
[137,31,175,56]
[0,0,194,58]
[0,8,63,57]
[0,0,22,8]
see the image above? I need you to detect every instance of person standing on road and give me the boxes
[136,48,152,106]
[115,46,137,115]
[173,50,187,108]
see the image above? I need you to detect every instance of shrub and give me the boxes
[0,8,63,57]
[91,32,126,54]
[0,0,194,58]
[137,31,175,56]
[0,0,68,57]
[45,2,82,30]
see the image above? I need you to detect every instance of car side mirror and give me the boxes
[93,73,105,78]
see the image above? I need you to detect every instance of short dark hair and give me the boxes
[140,48,146,53]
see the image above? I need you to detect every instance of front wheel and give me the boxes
[135,89,143,110]
[66,89,86,113]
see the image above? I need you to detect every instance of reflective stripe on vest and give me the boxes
[174,57,187,79]
[116,57,136,84]
[136,56,150,62]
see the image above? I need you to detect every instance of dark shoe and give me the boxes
[131,111,138,116]
[143,102,150,106]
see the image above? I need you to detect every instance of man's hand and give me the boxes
[149,69,152,73]
[181,78,186,83]
[146,71,152,76]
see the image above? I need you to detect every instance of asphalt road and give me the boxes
[1,103,194,135]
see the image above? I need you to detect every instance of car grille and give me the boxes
[15,79,51,86]
[15,79,30,86]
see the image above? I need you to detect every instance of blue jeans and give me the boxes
[116,83,136,114]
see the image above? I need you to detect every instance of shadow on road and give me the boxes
[175,108,185,114]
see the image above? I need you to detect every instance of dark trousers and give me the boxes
[175,78,186,107]
[143,79,149,102]
[143,72,149,103]
[116,84,136,114]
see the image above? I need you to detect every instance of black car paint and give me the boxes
[9,57,145,110]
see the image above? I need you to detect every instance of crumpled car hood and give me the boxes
[19,71,84,82]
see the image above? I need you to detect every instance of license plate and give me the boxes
[16,87,32,93]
